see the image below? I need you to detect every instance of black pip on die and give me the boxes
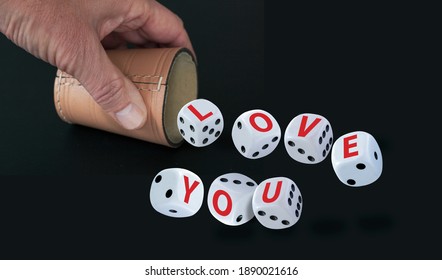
[252,177,303,230]
[177,99,224,147]
[231,109,281,159]
[331,131,383,187]
[150,168,204,217]
[284,113,333,164]
[207,173,258,226]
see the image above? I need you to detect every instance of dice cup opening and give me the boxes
[163,50,198,147]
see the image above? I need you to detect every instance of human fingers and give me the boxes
[134,1,195,56]
[70,36,147,130]
[0,0,148,130]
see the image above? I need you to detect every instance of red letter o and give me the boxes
[213,190,232,216]
[249,112,273,132]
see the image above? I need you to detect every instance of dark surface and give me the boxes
[0,1,438,260]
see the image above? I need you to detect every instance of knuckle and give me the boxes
[175,14,184,26]
[90,76,126,113]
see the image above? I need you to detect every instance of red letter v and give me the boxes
[298,115,322,137]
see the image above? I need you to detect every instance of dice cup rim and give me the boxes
[163,48,198,147]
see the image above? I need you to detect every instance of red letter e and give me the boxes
[343,134,358,158]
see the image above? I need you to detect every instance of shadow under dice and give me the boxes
[252,177,303,230]
[177,98,224,147]
[331,131,383,187]
[231,109,281,159]
[284,113,333,164]
[207,173,258,226]
[150,168,204,218]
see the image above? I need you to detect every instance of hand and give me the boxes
[0,0,195,129]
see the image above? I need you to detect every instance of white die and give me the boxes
[252,177,303,230]
[231,109,281,159]
[150,168,204,218]
[177,99,224,147]
[284,113,333,164]
[331,131,383,187]
[207,173,258,226]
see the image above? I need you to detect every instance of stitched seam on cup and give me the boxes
[127,74,163,92]
[55,72,81,123]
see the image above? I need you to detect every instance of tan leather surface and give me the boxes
[54,47,198,147]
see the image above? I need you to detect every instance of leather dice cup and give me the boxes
[54,47,198,147]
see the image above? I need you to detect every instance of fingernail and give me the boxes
[115,103,145,130]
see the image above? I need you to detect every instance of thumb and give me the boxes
[69,43,147,130]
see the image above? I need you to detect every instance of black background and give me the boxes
[0,0,439,260]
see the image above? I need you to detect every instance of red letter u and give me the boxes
[262,181,282,203]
